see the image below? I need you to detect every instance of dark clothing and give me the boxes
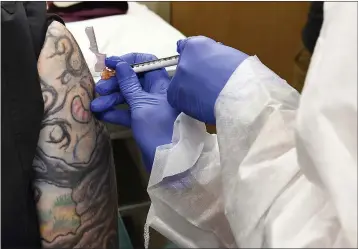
[47,1,129,22]
[292,2,324,92]
[302,2,324,53]
[1,2,63,247]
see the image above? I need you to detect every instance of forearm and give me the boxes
[215,56,300,166]
[33,21,118,248]
[147,56,302,247]
[33,131,118,248]
[215,56,300,125]
[213,56,302,247]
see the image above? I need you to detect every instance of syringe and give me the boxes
[131,55,179,73]
[85,26,179,78]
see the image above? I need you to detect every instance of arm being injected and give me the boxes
[33,21,119,248]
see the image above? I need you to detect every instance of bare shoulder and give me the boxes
[34,20,118,248]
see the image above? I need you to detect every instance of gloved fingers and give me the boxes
[176,38,190,54]
[115,60,143,99]
[96,108,131,128]
[176,36,218,54]
[95,77,119,95]
[106,53,158,68]
[145,69,170,94]
[166,82,179,111]
[90,92,125,113]
[106,55,126,68]
[106,54,170,94]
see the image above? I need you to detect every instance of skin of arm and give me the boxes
[33,20,119,248]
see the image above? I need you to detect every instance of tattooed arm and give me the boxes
[33,21,119,248]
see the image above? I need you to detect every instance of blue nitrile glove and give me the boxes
[91,53,179,172]
[167,36,249,124]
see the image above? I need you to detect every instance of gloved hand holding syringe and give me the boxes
[89,23,248,171]
[85,26,179,79]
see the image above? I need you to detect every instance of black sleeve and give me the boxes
[302,2,324,54]
[1,2,60,248]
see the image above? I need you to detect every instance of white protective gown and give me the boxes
[145,2,357,248]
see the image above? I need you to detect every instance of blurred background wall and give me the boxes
[142,1,310,85]
[170,2,310,83]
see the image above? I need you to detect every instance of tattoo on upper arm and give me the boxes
[33,21,119,248]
